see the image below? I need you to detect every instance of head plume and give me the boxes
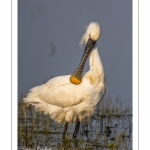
[80,22,100,47]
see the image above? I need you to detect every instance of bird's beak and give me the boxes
[70,38,96,84]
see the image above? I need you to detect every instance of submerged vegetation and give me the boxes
[18,94,132,150]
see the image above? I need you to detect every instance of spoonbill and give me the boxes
[24,22,106,139]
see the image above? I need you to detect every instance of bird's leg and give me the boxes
[63,122,68,139]
[73,116,80,139]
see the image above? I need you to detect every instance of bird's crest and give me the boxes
[80,22,100,47]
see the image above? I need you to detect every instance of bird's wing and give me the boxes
[26,75,93,108]
[99,86,106,103]
[99,76,107,103]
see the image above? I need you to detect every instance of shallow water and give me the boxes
[18,98,132,150]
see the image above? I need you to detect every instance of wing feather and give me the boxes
[25,75,93,108]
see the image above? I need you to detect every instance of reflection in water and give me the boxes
[18,96,132,150]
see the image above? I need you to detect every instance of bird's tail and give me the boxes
[23,97,67,123]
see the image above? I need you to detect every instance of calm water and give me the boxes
[18,97,132,150]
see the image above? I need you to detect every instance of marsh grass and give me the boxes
[18,95,132,150]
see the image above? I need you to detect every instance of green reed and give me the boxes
[18,94,132,150]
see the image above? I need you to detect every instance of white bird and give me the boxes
[24,22,106,139]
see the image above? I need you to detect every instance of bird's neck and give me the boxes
[85,46,105,90]
[89,46,104,76]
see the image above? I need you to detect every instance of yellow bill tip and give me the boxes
[70,76,82,85]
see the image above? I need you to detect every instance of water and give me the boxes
[18,97,132,150]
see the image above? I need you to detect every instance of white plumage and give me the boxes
[24,22,106,125]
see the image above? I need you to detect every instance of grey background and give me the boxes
[18,0,132,104]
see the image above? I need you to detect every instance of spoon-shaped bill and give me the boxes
[70,38,96,84]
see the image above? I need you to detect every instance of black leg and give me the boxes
[63,122,68,139]
[73,116,80,139]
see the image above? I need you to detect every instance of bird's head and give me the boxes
[80,22,100,46]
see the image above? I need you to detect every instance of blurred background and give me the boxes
[18,0,132,104]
